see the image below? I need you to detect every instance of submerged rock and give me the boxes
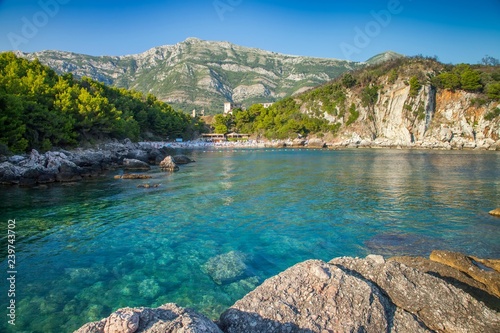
[74,303,222,333]
[115,174,152,180]
[159,156,179,172]
[202,251,248,285]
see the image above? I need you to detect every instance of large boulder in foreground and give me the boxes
[74,303,222,333]
[330,255,500,333]
[219,259,432,333]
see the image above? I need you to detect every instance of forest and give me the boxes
[0,52,204,153]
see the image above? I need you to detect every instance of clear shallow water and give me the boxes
[1,149,499,332]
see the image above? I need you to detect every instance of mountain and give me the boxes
[15,38,392,114]
[365,51,404,65]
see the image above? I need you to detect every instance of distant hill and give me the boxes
[16,38,397,114]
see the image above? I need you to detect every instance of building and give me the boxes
[192,109,205,118]
[223,102,242,115]
[261,102,274,108]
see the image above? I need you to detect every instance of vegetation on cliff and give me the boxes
[0,52,204,153]
[215,56,500,142]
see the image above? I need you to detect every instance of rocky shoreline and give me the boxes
[74,250,500,333]
[0,139,193,187]
[1,136,498,187]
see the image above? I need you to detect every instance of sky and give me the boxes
[0,0,499,64]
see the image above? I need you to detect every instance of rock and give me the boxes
[126,150,149,163]
[8,155,26,164]
[429,250,500,298]
[159,156,179,172]
[122,158,151,171]
[489,208,500,217]
[172,155,195,165]
[202,251,248,285]
[56,160,83,182]
[391,255,500,311]
[116,174,152,180]
[330,256,500,333]
[0,162,21,184]
[219,259,429,332]
[306,138,326,148]
[74,303,222,333]
[137,184,160,189]
[291,138,306,147]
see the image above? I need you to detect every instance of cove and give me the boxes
[1,148,499,332]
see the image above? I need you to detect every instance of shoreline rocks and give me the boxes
[75,251,500,333]
[0,140,181,186]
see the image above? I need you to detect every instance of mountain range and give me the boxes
[16,38,402,114]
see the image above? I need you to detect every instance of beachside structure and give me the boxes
[261,102,274,108]
[201,134,227,143]
[226,132,250,140]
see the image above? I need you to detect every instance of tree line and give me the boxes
[0,52,204,153]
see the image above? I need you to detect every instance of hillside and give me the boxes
[15,38,388,114]
[221,57,500,149]
[0,52,202,153]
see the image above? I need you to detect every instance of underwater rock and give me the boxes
[115,174,152,180]
[202,251,248,285]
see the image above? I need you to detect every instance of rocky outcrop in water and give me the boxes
[159,156,179,172]
[75,251,500,333]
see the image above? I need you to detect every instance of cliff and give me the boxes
[74,250,500,333]
[296,58,500,149]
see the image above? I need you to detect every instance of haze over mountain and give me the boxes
[16,38,402,114]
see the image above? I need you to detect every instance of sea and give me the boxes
[1,148,499,332]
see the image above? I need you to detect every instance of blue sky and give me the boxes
[0,0,499,64]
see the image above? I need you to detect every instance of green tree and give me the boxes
[409,76,422,97]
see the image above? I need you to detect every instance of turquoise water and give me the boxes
[1,149,499,332]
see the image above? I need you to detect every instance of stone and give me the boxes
[429,250,500,298]
[330,256,500,332]
[219,259,427,333]
[126,150,149,163]
[0,162,21,184]
[116,174,152,180]
[489,208,500,217]
[306,138,326,148]
[104,309,139,333]
[122,158,151,171]
[202,251,248,285]
[172,155,195,165]
[391,255,500,311]
[74,303,222,333]
[159,156,179,172]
